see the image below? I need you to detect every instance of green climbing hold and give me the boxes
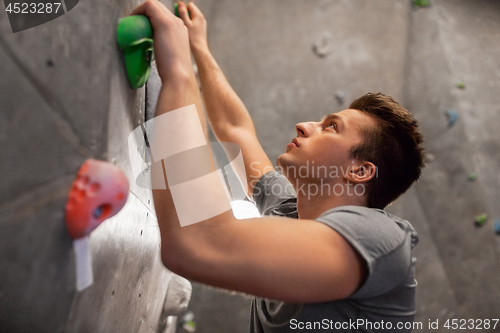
[475,213,488,226]
[413,0,430,8]
[182,320,196,332]
[467,172,478,181]
[117,15,155,89]
[174,3,179,17]
[456,81,465,89]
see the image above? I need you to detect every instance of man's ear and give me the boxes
[346,161,376,183]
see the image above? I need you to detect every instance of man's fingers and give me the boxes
[177,1,191,23]
[130,0,173,25]
[130,0,156,16]
[186,2,202,19]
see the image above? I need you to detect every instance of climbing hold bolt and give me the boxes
[444,109,459,128]
[117,15,154,89]
[65,159,129,239]
[474,213,488,227]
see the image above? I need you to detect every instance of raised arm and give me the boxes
[129,1,366,304]
[177,1,274,197]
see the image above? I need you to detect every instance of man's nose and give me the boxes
[295,122,318,137]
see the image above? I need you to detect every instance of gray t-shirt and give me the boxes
[249,171,419,333]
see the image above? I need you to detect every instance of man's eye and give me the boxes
[326,121,337,130]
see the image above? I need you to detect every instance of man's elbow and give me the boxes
[159,232,205,278]
[161,244,186,276]
[213,123,255,143]
[159,213,236,277]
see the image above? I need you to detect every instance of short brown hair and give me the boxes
[349,93,425,209]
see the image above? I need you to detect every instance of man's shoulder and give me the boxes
[315,205,419,260]
[318,205,417,236]
[315,205,419,299]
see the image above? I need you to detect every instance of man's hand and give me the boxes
[176,1,209,53]
[131,0,194,83]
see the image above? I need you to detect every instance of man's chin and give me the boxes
[276,153,287,169]
[276,153,295,171]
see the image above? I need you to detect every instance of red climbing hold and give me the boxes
[65,159,129,239]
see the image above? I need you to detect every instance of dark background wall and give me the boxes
[1,0,499,332]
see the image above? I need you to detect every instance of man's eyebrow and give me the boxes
[321,113,345,129]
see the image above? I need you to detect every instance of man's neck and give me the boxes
[293,180,367,220]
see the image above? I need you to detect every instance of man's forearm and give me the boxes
[155,72,206,136]
[191,45,275,197]
[152,74,204,230]
[152,71,236,249]
[192,46,257,140]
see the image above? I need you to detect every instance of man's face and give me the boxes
[277,109,377,183]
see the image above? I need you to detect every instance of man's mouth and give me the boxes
[286,138,300,150]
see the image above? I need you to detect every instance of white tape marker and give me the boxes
[73,236,94,292]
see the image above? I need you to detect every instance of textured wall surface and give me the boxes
[0,0,188,332]
[404,0,500,321]
[1,0,499,332]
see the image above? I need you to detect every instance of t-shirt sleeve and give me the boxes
[252,171,298,217]
[315,206,416,299]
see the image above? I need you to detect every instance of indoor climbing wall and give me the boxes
[1,0,500,332]
[180,0,500,332]
[0,0,190,332]
[403,0,500,321]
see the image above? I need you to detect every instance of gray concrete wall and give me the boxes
[1,0,499,332]
[404,0,500,322]
[0,0,186,332]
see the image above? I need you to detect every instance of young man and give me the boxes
[131,1,425,332]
